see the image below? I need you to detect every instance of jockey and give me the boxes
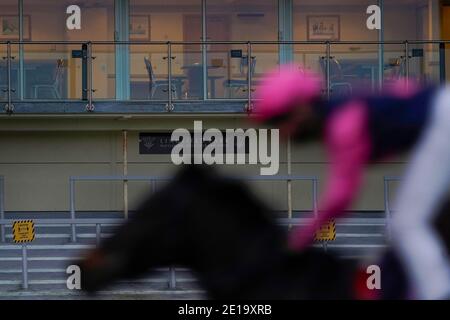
[252,64,450,300]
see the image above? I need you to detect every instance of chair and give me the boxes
[144,57,178,100]
[320,57,353,97]
[223,55,257,98]
[32,59,65,99]
[385,57,406,81]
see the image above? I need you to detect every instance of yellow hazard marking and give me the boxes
[12,220,35,243]
[314,219,336,242]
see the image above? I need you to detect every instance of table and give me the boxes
[181,64,224,98]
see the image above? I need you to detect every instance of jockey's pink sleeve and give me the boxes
[288,100,372,250]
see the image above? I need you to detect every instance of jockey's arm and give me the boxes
[288,100,371,250]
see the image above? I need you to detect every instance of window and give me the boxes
[22,0,115,99]
[129,0,202,100]
[294,0,378,95]
[0,0,19,100]
[206,0,278,99]
[384,0,441,85]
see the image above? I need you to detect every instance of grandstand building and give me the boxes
[0,0,448,216]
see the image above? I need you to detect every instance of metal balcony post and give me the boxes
[325,41,331,100]
[69,178,77,242]
[404,41,410,90]
[245,41,253,112]
[3,42,15,113]
[86,42,95,112]
[165,42,174,112]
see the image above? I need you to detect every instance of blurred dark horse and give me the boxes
[77,165,354,299]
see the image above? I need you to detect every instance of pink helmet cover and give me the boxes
[253,64,323,122]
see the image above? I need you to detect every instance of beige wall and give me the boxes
[0,117,407,213]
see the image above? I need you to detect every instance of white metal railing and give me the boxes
[0,173,397,291]
[68,174,319,242]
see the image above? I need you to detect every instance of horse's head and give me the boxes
[77,165,286,296]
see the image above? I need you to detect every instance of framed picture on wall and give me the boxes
[307,15,340,41]
[130,15,150,41]
[0,15,31,40]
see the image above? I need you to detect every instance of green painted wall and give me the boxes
[0,116,406,213]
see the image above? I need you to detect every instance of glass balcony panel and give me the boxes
[129,0,202,101]
[407,43,445,87]
[207,43,246,100]
[0,44,6,102]
[22,43,84,100]
[250,43,279,99]
[130,43,169,100]
[329,43,380,98]
[172,44,203,100]
[92,44,115,100]
[293,43,328,94]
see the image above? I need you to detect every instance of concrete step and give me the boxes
[0,269,196,280]
[0,212,389,296]
[0,281,202,292]
[0,288,207,300]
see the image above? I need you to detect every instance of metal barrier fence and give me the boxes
[0,176,4,243]
[0,218,123,289]
[383,176,401,239]
[0,215,387,290]
[0,174,402,290]
[69,174,319,242]
[1,39,449,113]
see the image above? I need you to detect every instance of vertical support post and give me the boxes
[82,43,88,101]
[439,42,446,85]
[312,179,318,218]
[201,0,208,100]
[313,178,326,250]
[384,178,392,240]
[4,42,14,113]
[70,178,77,243]
[123,130,128,219]
[0,176,5,243]
[325,41,331,100]
[287,136,292,229]
[377,0,384,92]
[245,42,253,112]
[165,42,174,111]
[22,244,28,289]
[404,41,410,90]
[86,42,95,112]
[95,224,101,246]
[151,180,156,194]
[169,267,176,289]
